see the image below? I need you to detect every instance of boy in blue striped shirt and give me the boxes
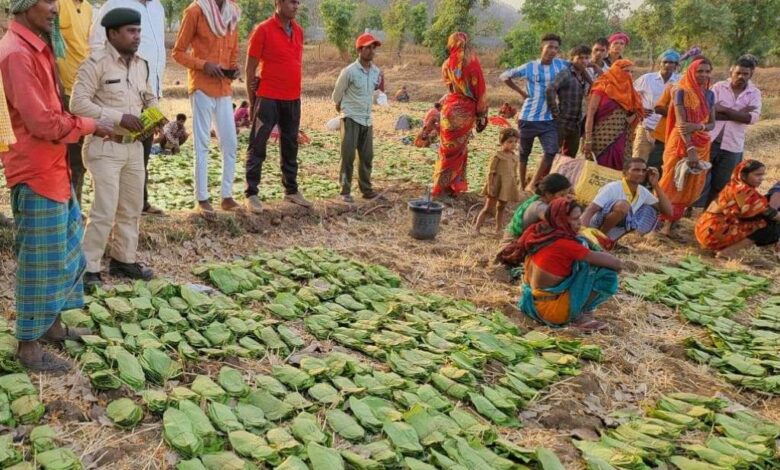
[500,33,567,190]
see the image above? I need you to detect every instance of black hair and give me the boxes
[740,160,765,179]
[499,127,520,143]
[534,173,571,196]
[434,102,442,110]
[570,45,591,58]
[735,55,757,69]
[593,37,609,48]
[623,157,648,171]
[240,100,249,107]
[176,113,187,121]
[541,33,562,46]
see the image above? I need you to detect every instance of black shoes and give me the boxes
[84,272,102,289]
[109,259,154,281]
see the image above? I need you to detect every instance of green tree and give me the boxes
[625,0,673,63]
[671,0,733,52]
[499,24,540,67]
[409,3,428,45]
[720,0,780,61]
[425,0,488,62]
[237,0,309,40]
[384,0,411,57]
[353,3,384,36]
[321,0,357,58]
[520,0,626,50]
[160,0,190,31]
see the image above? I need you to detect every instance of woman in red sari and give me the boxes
[695,160,780,259]
[658,58,715,235]
[432,32,488,198]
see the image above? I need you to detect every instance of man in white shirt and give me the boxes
[581,158,672,241]
[89,0,166,214]
[585,37,609,82]
[632,49,680,161]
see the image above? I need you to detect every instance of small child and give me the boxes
[474,127,521,234]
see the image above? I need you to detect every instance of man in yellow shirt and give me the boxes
[56,0,93,206]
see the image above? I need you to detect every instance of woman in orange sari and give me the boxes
[582,59,644,170]
[658,58,715,235]
[695,160,780,258]
[432,32,488,198]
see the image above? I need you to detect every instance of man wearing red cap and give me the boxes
[605,32,629,67]
[331,33,383,203]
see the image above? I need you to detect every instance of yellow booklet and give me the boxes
[123,107,168,143]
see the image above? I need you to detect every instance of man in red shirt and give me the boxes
[0,0,111,372]
[243,0,312,213]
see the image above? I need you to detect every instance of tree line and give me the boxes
[3,0,774,65]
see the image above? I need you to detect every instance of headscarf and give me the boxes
[442,32,486,112]
[500,198,579,264]
[709,160,769,218]
[679,46,702,73]
[10,0,66,59]
[590,59,645,117]
[676,58,710,126]
[608,32,630,45]
[446,32,469,94]
[659,49,680,63]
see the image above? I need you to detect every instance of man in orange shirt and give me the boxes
[172,0,241,218]
[0,0,111,372]
[244,0,312,213]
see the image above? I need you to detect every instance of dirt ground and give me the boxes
[0,48,779,469]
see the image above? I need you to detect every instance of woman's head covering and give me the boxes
[9,0,37,13]
[659,49,680,63]
[676,58,710,123]
[608,32,630,45]
[733,159,764,186]
[591,59,644,116]
[447,32,468,75]
[518,198,580,255]
[679,46,702,73]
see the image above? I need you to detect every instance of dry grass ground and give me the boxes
[0,49,779,468]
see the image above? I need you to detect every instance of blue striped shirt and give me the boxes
[500,58,568,122]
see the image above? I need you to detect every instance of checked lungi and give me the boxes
[589,199,659,241]
[11,184,85,341]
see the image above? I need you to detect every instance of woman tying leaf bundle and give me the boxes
[513,198,623,332]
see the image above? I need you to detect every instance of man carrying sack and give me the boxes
[70,7,157,288]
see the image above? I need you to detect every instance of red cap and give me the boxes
[356,33,381,49]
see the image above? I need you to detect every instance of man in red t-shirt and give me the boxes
[243,0,312,213]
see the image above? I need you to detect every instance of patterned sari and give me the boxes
[695,161,771,251]
[590,60,644,170]
[432,32,487,196]
[659,59,712,221]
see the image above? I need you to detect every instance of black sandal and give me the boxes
[19,352,71,373]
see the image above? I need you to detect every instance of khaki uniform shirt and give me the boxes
[70,42,157,138]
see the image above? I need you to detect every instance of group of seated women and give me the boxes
[498,158,779,333]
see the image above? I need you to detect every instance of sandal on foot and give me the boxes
[19,352,71,373]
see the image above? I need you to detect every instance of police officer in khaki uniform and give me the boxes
[70,8,157,288]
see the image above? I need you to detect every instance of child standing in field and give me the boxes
[474,128,522,234]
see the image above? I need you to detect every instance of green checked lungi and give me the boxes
[11,184,85,341]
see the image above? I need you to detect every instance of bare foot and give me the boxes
[658,221,672,237]
[473,226,481,235]
[221,197,240,211]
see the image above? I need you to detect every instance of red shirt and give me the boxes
[247,14,303,101]
[0,22,95,203]
[530,238,589,277]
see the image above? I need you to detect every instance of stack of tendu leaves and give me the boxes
[623,256,779,394]
[574,392,780,470]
